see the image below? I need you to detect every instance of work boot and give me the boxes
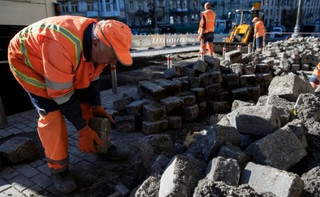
[51,170,77,194]
[97,144,130,161]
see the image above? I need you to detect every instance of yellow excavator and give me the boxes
[225,1,263,44]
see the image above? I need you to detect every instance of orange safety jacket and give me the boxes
[198,9,216,34]
[8,15,107,105]
[254,21,266,38]
[309,62,320,89]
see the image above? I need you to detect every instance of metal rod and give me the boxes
[237,45,241,52]
[166,54,172,69]
[222,47,226,60]
[110,64,117,94]
[248,43,252,53]
[0,96,8,128]
[292,0,303,38]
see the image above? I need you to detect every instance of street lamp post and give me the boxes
[292,0,303,38]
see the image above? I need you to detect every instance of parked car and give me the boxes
[270,26,286,38]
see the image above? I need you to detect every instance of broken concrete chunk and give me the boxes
[192,60,207,73]
[154,78,182,96]
[138,81,166,100]
[115,115,135,132]
[245,125,307,170]
[227,105,281,136]
[167,116,182,129]
[160,96,184,115]
[183,104,199,121]
[164,66,184,79]
[143,103,166,122]
[189,88,205,103]
[134,175,161,197]
[159,154,206,197]
[206,156,240,186]
[113,96,133,112]
[268,73,314,102]
[89,117,111,153]
[225,50,242,64]
[218,144,251,170]
[0,137,39,163]
[240,162,304,197]
[142,119,168,134]
[125,100,146,116]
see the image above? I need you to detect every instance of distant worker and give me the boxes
[309,62,320,91]
[252,17,266,53]
[7,15,132,194]
[198,2,216,57]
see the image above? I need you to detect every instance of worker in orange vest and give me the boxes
[252,17,266,53]
[7,15,132,194]
[198,2,216,57]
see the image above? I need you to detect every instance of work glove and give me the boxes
[78,126,104,153]
[92,105,115,124]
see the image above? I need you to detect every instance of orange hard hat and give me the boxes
[252,17,259,23]
[95,20,133,66]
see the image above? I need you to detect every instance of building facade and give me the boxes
[261,0,320,29]
[57,0,320,33]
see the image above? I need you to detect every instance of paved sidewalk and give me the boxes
[0,85,136,197]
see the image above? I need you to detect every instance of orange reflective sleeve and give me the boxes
[41,39,75,104]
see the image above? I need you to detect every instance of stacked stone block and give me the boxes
[113,51,279,133]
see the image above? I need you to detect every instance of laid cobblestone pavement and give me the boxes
[0,85,138,197]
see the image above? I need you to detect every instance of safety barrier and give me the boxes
[132,32,320,50]
[132,33,199,49]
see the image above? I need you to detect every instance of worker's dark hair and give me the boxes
[205,2,211,9]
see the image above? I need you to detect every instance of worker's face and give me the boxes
[91,38,118,65]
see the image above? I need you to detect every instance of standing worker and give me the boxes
[252,16,266,53]
[7,15,132,194]
[198,2,216,57]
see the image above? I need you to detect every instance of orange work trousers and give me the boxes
[200,42,214,56]
[37,103,93,174]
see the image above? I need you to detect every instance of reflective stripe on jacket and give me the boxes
[254,21,266,38]
[8,15,107,105]
[198,9,216,34]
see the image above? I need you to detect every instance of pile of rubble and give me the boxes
[1,36,320,196]
[113,37,320,196]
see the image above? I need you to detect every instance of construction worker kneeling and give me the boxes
[8,16,132,194]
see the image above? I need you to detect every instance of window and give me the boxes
[183,15,188,23]
[113,0,117,11]
[182,0,187,8]
[176,16,181,24]
[129,0,134,10]
[59,2,68,13]
[169,0,173,9]
[177,0,181,8]
[138,0,143,10]
[170,16,174,24]
[71,3,78,12]
[192,0,198,9]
